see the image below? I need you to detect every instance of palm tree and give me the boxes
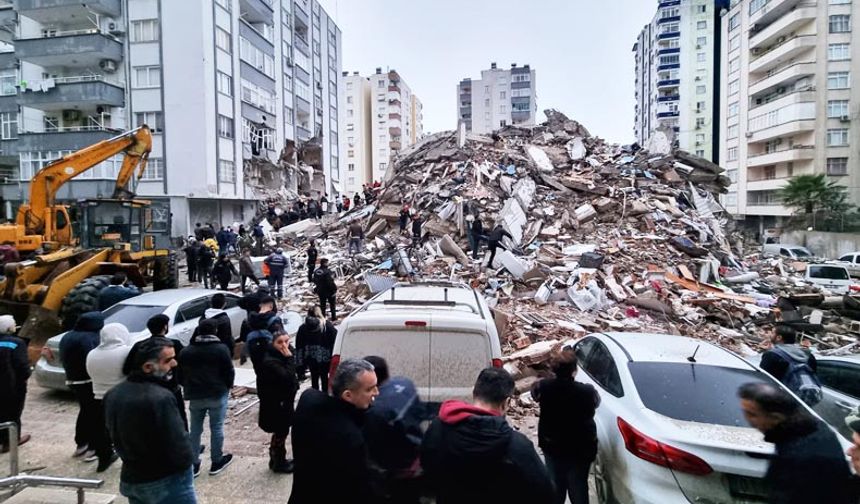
[778,174,854,230]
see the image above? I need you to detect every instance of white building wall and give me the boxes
[457,63,536,134]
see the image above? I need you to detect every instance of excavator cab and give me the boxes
[76,199,155,252]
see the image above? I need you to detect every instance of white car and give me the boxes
[836,252,860,278]
[805,264,854,295]
[35,289,247,391]
[761,243,813,259]
[572,332,843,504]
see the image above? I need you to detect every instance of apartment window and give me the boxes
[697,4,707,13]
[727,124,739,139]
[697,21,707,30]
[133,66,161,88]
[695,133,706,144]
[830,0,852,3]
[662,22,679,34]
[295,80,310,102]
[661,7,680,17]
[379,148,387,157]
[513,74,530,83]
[696,52,706,63]
[217,72,232,96]
[827,157,849,175]
[830,15,851,33]
[728,79,740,96]
[696,117,706,128]
[215,27,231,52]
[346,96,353,104]
[727,102,739,117]
[696,85,707,95]
[727,147,738,161]
[828,72,850,89]
[828,100,850,118]
[378,80,385,88]
[218,115,234,139]
[347,163,355,172]
[729,36,740,52]
[347,109,353,118]
[827,128,849,146]
[218,160,235,183]
[215,0,230,9]
[239,37,275,78]
[499,104,506,113]
[750,0,768,13]
[483,98,490,107]
[134,112,163,134]
[695,149,705,157]
[728,14,739,31]
[131,19,159,42]
[0,112,16,139]
[696,101,706,112]
[500,91,506,99]
[0,70,15,96]
[347,150,354,157]
[241,79,276,113]
[764,166,776,180]
[828,43,850,61]
[729,58,740,74]
[141,158,164,181]
[346,123,354,131]
[379,163,387,171]
[696,36,706,46]
[660,54,680,65]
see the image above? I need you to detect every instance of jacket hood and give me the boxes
[303,316,322,329]
[99,323,130,346]
[249,311,277,330]
[775,344,811,362]
[194,334,221,345]
[75,312,105,332]
[437,400,512,461]
[204,308,226,318]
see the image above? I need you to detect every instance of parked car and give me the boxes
[836,252,860,278]
[572,332,846,504]
[330,281,502,404]
[748,352,860,440]
[35,289,246,391]
[761,243,813,259]
[805,264,854,295]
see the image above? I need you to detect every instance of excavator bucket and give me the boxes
[0,300,61,362]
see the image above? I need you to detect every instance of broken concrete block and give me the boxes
[494,250,527,279]
[439,234,470,266]
[505,339,561,365]
[669,236,709,257]
[534,282,553,305]
[526,145,554,172]
[566,137,586,161]
[365,219,388,239]
[498,197,527,243]
[628,200,650,216]
[574,204,597,223]
[512,177,537,209]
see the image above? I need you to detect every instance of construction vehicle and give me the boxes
[0,126,178,343]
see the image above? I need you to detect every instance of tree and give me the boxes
[778,174,855,230]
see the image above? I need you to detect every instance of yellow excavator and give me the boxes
[0,126,178,342]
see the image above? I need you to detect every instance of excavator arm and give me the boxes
[17,126,153,235]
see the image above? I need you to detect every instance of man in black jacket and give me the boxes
[532,350,600,504]
[179,319,234,478]
[289,358,379,504]
[192,293,234,357]
[312,258,337,320]
[738,382,852,504]
[59,311,104,460]
[197,244,215,289]
[306,240,318,283]
[421,367,554,504]
[0,315,31,453]
[98,273,141,311]
[183,239,200,283]
[486,224,513,268]
[106,337,197,503]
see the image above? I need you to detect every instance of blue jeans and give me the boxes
[189,394,228,465]
[120,468,197,504]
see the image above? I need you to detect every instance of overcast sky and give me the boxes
[317,0,656,144]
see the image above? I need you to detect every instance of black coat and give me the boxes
[312,266,337,296]
[294,317,336,366]
[0,333,30,406]
[306,246,318,266]
[212,258,237,282]
[488,227,513,244]
[289,389,373,504]
[59,312,104,382]
[104,374,194,484]
[257,347,298,434]
[764,415,853,504]
[197,246,215,267]
[420,400,554,504]
[192,311,234,357]
[178,335,234,401]
[183,244,199,264]
[533,376,599,460]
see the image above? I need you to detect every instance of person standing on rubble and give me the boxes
[760,325,821,406]
[486,224,513,268]
[336,195,343,213]
[306,240,318,282]
[307,198,319,220]
[184,238,200,283]
[411,214,423,246]
[354,191,363,207]
[252,223,265,256]
[312,258,338,320]
[264,248,288,299]
[343,195,351,212]
[320,194,329,217]
[348,220,364,255]
[399,205,410,234]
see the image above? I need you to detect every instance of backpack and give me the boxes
[773,346,823,406]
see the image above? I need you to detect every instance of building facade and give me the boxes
[633,0,730,162]
[0,0,341,237]
[719,0,859,233]
[340,68,422,197]
[457,63,536,135]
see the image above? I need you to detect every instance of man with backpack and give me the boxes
[760,325,821,406]
[312,258,337,320]
[244,296,285,373]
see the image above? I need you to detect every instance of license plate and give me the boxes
[727,474,769,501]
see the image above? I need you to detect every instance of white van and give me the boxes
[805,264,854,295]
[330,281,503,404]
[761,243,813,259]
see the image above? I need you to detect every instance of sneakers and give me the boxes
[96,452,119,473]
[83,449,98,462]
[271,458,294,474]
[209,453,233,475]
[73,444,89,457]
[193,463,201,478]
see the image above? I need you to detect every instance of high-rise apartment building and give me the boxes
[457,63,536,135]
[633,0,730,162]
[340,68,422,197]
[0,0,341,237]
[719,0,859,233]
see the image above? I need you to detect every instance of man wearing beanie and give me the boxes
[0,315,30,453]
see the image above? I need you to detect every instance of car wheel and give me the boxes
[593,455,614,504]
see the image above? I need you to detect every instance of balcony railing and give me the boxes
[750,60,814,86]
[748,145,814,158]
[751,34,815,62]
[750,86,814,110]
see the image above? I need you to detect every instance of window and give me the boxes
[217,72,232,96]
[575,338,623,397]
[697,36,706,46]
[131,19,159,42]
[727,102,739,117]
[215,0,230,9]
[696,133,705,143]
[728,14,739,31]
[346,96,353,104]
[696,101,706,112]
[240,79,276,113]
[750,0,768,13]
[729,58,740,73]
[0,70,14,96]
[218,115,233,139]
[499,104,506,113]
[828,72,850,89]
[19,150,73,180]
[696,149,705,157]
[729,36,740,52]
[828,128,849,146]
[347,163,354,172]
[500,91,506,99]
[828,100,850,118]
[379,163,387,171]
[697,52,706,62]
[697,20,707,30]
[295,80,310,102]
[728,79,740,96]
[239,37,275,78]
[697,4,707,13]
[134,112,163,134]
[817,362,860,399]
[218,160,235,183]
[141,158,164,180]
[347,150,354,157]
[696,117,706,128]
[696,85,706,94]
[133,66,161,88]
[829,43,850,61]
[830,15,851,33]
[215,27,231,52]
[378,80,385,88]
[827,157,849,175]
[0,112,16,139]
[727,125,739,140]
[347,109,353,117]
[660,54,680,65]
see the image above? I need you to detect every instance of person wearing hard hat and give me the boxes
[0,315,30,453]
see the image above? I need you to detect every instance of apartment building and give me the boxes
[633,0,730,162]
[340,68,423,197]
[457,63,536,135]
[0,0,341,237]
[720,0,859,233]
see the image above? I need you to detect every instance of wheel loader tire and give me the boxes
[59,274,112,330]
[154,253,178,291]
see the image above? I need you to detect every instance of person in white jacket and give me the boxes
[85,323,131,472]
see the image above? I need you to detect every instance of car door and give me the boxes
[170,296,211,346]
[222,294,245,338]
[814,360,860,439]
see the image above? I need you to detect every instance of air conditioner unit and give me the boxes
[99,59,117,73]
[286,58,293,67]
[62,109,82,122]
[107,22,125,35]
[746,132,754,138]
[841,115,851,122]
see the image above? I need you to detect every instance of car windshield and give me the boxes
[790,248,811,257]
[102,304,166,333]
[808,266,849,280]
[629,362,778,427]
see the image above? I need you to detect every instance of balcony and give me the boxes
[745,205,793,216]
[239,0,273,24]
[389,112,401,121]
[16,0,120,23]
[747,178,790,191]
[657,79,680,89]
[388,84,400,93]
[0,51,14,71]
[657,16,681,24]
[656,47,680,56]
[748,102,816,143]
[15,30,122,67]
[296,125,312,141]
[658,31,680,40]
[749,6,817,51]
[749,61,815,96]
[749,0,805,28]
[389,126,401,136]
[18,76,124,111]
[293,2,310,28]
[0,6,15,43]
[17,127,118,151]
[389,140,402,150]
[747,145,814,167]
[749,35,816,74]
[656,111,679,118]
[294,34,309,56]
[657,95,679,102]
[657,63,680,71]
[658,0,681,6]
